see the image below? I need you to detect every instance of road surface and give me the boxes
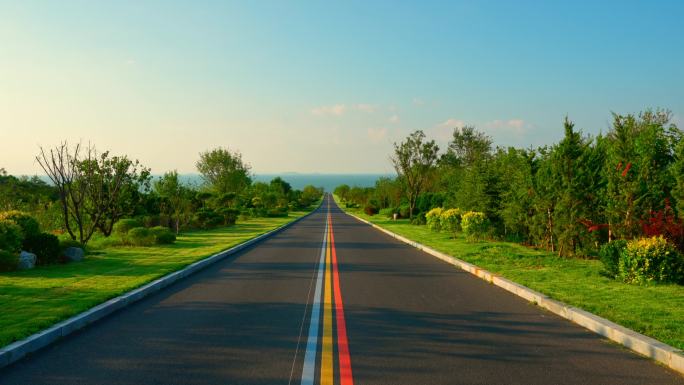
[1,195,682,384]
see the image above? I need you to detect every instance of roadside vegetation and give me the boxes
[0,144,322,346]
[334,108,684,349]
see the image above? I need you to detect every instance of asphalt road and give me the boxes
[1,195,682,384]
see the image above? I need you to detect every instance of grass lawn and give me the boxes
[334,196,684,351]
[0,210,311,348]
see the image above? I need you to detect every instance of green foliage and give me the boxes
[599,239,627,278]
[619,236,684,284]
[196,147,252,195]
[0,210,40,239]
[398,204,411,219]
[391,130,439,218]
[426,207,443,231]
[217,207,240,225]
[0,250,17,272]
[149,226,176,244]
[113,219,143,235]
[59,238,83,251]
[127,227,154,246]
[461,211,488,241]
[334,184,351,202]
[440,208,462,235]
[379,207,395,218]
[0,220,23,253]
[192,208,224,229]
[24,233,61,265]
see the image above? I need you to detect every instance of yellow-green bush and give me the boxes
[618,236,684,284]
[440,208,462,235]
[461,211,488,241]
[426,208,443,231]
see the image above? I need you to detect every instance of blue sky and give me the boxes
[1,0,682,174]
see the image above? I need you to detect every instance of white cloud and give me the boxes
[438,118,466,129]
[433,118,466,140]
[311,104,347,116]
[412,97,424,106]
[367,127,388,142]
[389,114,400,123]
[125,59,136,65]
[484,119,528,134]
[355,104,376,113]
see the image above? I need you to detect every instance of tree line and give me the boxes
[336,109,684,261]
[0,144,322,270]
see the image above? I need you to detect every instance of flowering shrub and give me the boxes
[619,236,684,284]
[440,208,462,235]
[461,211,488,241]
[426,208,443,231]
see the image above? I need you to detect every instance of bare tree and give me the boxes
[391,130,439,218]
[36,143,143,245]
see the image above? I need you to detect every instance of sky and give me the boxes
[1,0,683,175]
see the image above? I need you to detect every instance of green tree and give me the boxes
[155,171,192,234]
[605,110,679,239]
[391,130,439,218]
[334,184,351,202]
[196,147,252,195]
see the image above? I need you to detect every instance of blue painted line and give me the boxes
[300,211,328,385]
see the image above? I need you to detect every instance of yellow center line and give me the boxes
[320,213,334,385]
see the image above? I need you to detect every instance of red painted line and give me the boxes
[329,214,354,385]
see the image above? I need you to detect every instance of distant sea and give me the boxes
[180,173,394,192]
[34,173,394,192]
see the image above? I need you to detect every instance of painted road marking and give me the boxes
[301,196,354,384]
[320,214,334,384]
[300,212,328,385]
[331,214,354,385]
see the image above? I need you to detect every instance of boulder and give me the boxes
[63,247,84,262]
[18,251,36,270]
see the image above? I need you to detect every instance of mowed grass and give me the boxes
[0,211,309,348]
[337,200,684,351]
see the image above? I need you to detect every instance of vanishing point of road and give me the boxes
[1,194,682,384]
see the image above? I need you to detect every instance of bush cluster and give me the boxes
[462,211,488,241]
[440,208,462,235]
[425,208,443,231]
[618,236,684,284]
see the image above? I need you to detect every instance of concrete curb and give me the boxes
[345,211,684,376]
[0,206,320,370]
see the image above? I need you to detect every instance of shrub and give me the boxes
[426,208,444,231]
[149,226,176,244]
[127,227,154,246]
[113,219,143,235]
[461,211,488,241]
[398,204,411,219]
[266,208,289,218]
[193,208,224,229]
[364,205,378,216]
[440,208,462,235]
[24,233,61,265]
[0,210,40,239]
[599,240,627,278]
[59,238,84,251]
[379,208,395,218]
[411,212,427,225]
[0,250,17,272]
[618,236,684,284]
[0,220,23,253]
[142,215,161,228]
[217,208,240,225]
